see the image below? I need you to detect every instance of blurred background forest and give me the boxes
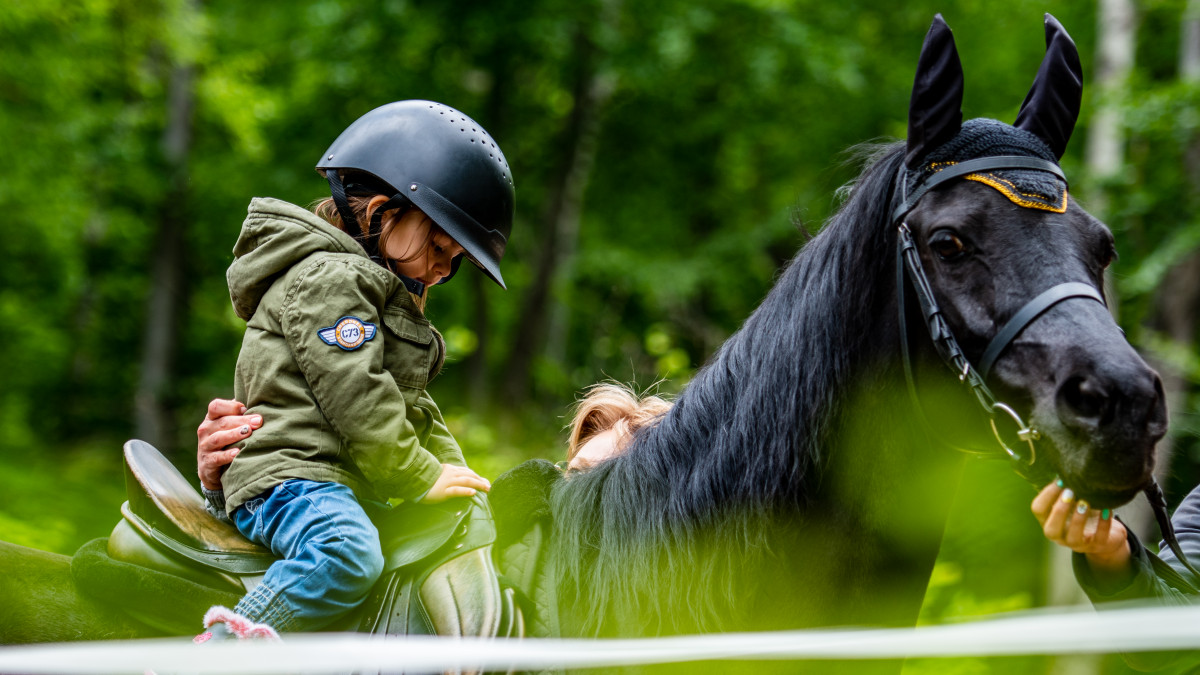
[2,0,1200,671]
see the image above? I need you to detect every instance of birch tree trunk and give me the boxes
[1048,4,1137,673]
[1116,1,1200,547]
[1140,0,1200,535]
[1084,0,1136,217]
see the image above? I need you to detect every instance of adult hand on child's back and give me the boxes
[422,464,491,503]
[197,398,262,490]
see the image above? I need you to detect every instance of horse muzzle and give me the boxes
[1042,351,1166,508]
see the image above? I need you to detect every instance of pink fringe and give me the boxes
[201,606,281,640]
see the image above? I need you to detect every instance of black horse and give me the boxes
[544,10,1163,649]
[0,14,1166,674]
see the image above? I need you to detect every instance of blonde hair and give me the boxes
[566,383,673,462]
[312,177,434,310]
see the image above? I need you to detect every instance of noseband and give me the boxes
[893,156,1200,587]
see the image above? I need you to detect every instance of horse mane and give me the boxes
[550,143,910,635]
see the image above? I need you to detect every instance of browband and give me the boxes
[893,155,1067,223]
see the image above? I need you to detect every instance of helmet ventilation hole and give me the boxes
[394,102,512,183]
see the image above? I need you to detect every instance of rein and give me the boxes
[892,156,1200,587]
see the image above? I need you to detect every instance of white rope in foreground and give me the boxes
[3,604,1200,674]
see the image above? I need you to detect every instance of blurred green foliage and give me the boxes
[1,0,1199,668]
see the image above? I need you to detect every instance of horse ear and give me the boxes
[906,14,964,169]
[1013,14,1082,159]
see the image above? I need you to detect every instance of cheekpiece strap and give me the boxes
[892,155,1066,223]
[897,223,998,413]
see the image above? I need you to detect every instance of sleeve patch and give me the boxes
[317,316,377,350]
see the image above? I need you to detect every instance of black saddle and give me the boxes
[106,439,523,643]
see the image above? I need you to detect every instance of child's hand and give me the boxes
[1032,480,1132,588]
[422,464,491,504]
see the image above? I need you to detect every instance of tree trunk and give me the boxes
[1085,0,1136,201]
[1119,0,1200,545]
[461,49,515,412]
[500,24,611,405]
[134,54,195,453]
[543,70,613,370]
[1145,0,1200,511]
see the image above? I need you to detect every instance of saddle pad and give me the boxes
[490,458,563,638]
[72,537,242,636]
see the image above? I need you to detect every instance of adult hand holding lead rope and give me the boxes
[1033,479,1132,592]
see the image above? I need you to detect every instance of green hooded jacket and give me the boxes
[220,197,465,513]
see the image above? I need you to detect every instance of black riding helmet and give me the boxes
[316,100,515,290]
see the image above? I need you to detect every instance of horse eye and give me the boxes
[929,231,967,261]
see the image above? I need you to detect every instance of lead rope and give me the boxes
[1144,480,1200,588]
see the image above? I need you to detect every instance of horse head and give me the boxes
[899,14,1166,508]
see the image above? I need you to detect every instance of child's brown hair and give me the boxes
[312,174,434,309]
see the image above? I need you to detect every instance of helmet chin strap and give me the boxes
[326,171,426,297]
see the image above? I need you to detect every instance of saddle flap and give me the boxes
[377,493,495,572]
[123,439,268,555]
[419,547,504,638]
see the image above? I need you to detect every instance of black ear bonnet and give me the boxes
[901,14,1082,214]
[905,119,1067,212]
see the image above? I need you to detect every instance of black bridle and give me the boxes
[893,156,1200,586]
[893,155,1098,476]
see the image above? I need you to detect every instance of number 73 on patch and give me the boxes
[318,316,377,351]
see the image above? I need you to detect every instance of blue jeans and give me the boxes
[231,479,384,632]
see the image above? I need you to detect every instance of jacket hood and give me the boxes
[228,197,368,320]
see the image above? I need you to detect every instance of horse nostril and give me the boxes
[1058,375,1110,427]
[1149,374,1168,435]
